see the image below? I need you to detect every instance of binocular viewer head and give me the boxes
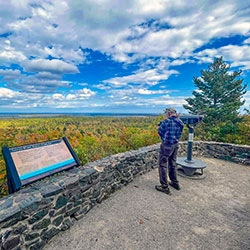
[179,114,204,126]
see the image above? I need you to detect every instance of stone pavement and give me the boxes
[45,157,250,250]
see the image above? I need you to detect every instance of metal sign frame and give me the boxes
[2,137,80,193]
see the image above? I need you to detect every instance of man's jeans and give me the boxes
[159,143,179,188]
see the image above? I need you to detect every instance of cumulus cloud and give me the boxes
[0,1,31,34]
[52,93,64,100]
[195,44,250,70]
[6,77,72,93]
[0,69,21,80]
[23,59,79,74]
[78,82,88,86]
[149,98,186,106]
[44,46,86,64]
[2,1,250,68]
[0,87,96,109]
[0,46,27,65]
[77,88,96,98]
[52,88,95,100]
[170,59,195,66]
[109,92,187,108]
[243,38,250,44]
[103,69,178,87]
[0,68,74,94]
[108,1,250,62]
[138,89,170,95]
[0,87,19,98]
[35,72,62,80]
[94,84,111,90]
[102,84,177,107]
[2,0,250,67]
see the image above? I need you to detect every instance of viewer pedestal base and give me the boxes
[177,157,206,180]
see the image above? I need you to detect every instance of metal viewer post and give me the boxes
[177,114,206,178]
[187,124,194,162]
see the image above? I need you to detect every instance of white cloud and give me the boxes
[2,0,250,68]
[0,87,19,98]
[44,46,86,64]
[94,84,111,90]
[90,103,105,107]
[109,1,250,62]
[194,89,203,93]
[78,82,88,86]
[103,69,178,87]
[65,94,76,100]
[52,93,64,100]
[0,1,30,34]
[63,88,96,100]
[243,38,250,44]
[0,47,27,65]
[170,59,195,66]
[0,69,72,93]
[77,88,96,97]
[113,101,130,105]
[140,95,187,107]
[109,92,187,108]
[0,86,96,109]
[52,88,96,101]
[112,26,202,59]
[1,0,250,73]
[103,84,180,108]
[0,69,21,75]
[138,89,170,95]
[23,59,79,74]
[150,99,184,106]
[231,61,250,71]
[0,69,21,80]
[195,44,250,70]
[6,76,72,93]
[35,72,62,80]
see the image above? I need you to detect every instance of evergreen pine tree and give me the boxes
[184,57,247,124]
[183,57,247,141]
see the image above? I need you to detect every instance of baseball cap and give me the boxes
[164,107,177,114]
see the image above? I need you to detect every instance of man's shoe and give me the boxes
[169,182,180,190]
[155,185,171,195]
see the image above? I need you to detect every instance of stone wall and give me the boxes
[179,141,250,165]
[0,141,249,249]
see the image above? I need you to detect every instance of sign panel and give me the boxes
[2,137,80,193]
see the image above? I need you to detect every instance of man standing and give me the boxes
[156,108,184,195]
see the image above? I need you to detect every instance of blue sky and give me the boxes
[0,0,249,114]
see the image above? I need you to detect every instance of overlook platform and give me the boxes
[45,157,250,250]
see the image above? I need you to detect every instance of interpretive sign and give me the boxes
[2,137,80,193]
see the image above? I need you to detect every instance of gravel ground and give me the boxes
[45,158,250,250]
